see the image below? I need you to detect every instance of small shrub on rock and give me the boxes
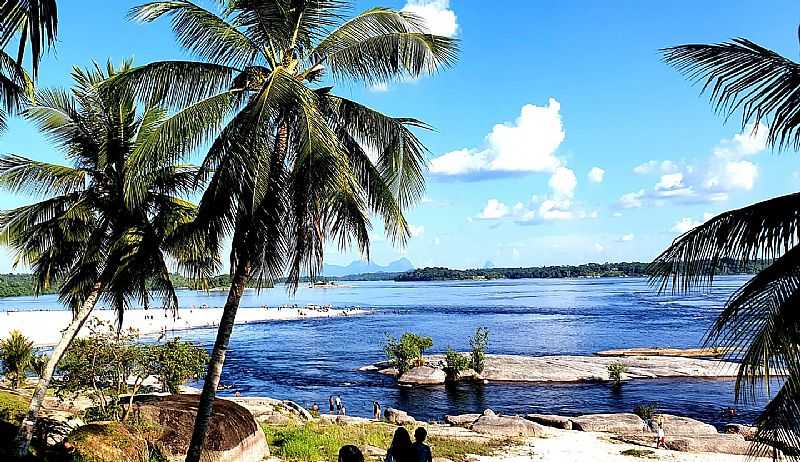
[607,362,628,386]
[443,348,470,382]
[383,332,433,374]
[469,327,489,374]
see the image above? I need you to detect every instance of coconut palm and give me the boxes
[121,1,457,459]
[0,329,34,388]
[0,0,58,79]
[0,60,220,457]
[653,36,800,456]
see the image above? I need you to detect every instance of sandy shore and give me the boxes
[0,306,371,346]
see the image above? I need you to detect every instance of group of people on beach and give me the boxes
[338,427,433,462]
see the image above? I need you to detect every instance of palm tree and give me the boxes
[0,329,34,388]
[653,35,800,456]
[121,1,457,459]
[0,0,58,79]
[0,60,219,457]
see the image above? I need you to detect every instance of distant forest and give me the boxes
[0,258,770,297]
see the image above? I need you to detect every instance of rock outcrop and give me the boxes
[570,413,645,434]
[470,415,547,437]
[654,414,718,436]
[397,366,447,386]
[525,413,573,430]
[384,408,417,425]
[615,433,773,456]
[444,414,481,428]
[724,423,757,440]
[67,421,149,462]
[134,394,269,462]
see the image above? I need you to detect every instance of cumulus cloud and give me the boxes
[429,99,566,179]
[409,225,425,237]
[619,233,635,242]
[549,167,577,198]
[618,124,767,208]
[588,167,605,183]
[477,199,509,220]
[671,212,714,234]
[402,0,458,37]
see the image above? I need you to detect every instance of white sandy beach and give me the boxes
[0,306,370,346]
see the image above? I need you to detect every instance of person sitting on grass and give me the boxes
[386,427,414,462]
[338,445,364,462]
[412,427,432,462]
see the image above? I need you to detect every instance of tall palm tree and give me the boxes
[653,36,800,456]
[0,329,34,388]
[0,0,58,79]
[0,60,220,457]
[121,1,457,459]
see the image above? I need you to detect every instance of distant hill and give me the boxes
[321,258,414,277]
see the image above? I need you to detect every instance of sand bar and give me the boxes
[0,306,370,346]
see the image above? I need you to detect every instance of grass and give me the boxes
[620,448,657,458]
[0,389,28,424]
[262,420,513,462]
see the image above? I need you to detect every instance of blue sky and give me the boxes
[2,0,800,272]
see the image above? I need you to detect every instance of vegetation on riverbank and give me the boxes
[262,421,512,461]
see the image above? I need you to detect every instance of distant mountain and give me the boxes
[322,258,414,277]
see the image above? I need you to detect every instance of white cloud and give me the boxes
[429,99,565,178]
[633,160,680,175]
[671,212,714,234]
[409,225,425,237]
[620,124,767,208]
[588,167,605,183]
[549,167,577,198]
[612,211,623,217]
[402,0,458,37]
[477,199,509,220]
[594,243,606,252]
[618,190,645,209]
[619,233,635,242]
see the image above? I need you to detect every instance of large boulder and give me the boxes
[444,414,481,428]
[384,408,417,425]
[724,423,757,440]
[525,414,572,430]
[67,421,149,462]
[571,413,645,434]
[654,414,718,436]
[397,366,446,386]
[470,415,547,437]
[133,394,269,462]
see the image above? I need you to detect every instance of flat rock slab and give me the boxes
[595,347,731,358]
[398,366,447,386]
[571,413,646,434]
[470,415,548,437]
[525,413,573,430]
[614,434,773,456]
[365,354,740,383]
[445,414,481,427]
[654,414,718,436]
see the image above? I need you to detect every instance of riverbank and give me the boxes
[0,306,371,346]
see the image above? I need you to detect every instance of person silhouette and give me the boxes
[412,427,432,462]
[338,445,364,462]
[386,427,414,462]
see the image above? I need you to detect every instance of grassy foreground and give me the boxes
[262,420,512,461]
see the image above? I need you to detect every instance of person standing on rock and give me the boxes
[329,395,335,415]
[335,395,343,415]
[373,401,381,420]
[412,427,432,462]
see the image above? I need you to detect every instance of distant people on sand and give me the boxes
[412,428,432,462]
[338,445,364,462]
[373,401,381,420]
[385,427,414,462]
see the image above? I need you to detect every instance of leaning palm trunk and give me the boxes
[185,262,251,462]
[14,281,103,457]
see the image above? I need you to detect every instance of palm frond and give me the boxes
[311,7,458,84]
[753,369,800,460]
[0,154,86,196]
[662,38,800,150]
[0,0,58,79]
[649,192,800,292]
[131,1,262,68]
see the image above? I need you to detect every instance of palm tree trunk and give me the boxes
[13,281,103,458]
[185,260,251,462]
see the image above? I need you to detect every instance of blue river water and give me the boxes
[0,276,775,427]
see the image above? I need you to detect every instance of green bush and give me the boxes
[469,327,490,374]
[383,332,433,374]
[633,402,659,421]
[443,348,470,382]
[607,362,628,386]
[152,338,208,394]
[0,330,34,388]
